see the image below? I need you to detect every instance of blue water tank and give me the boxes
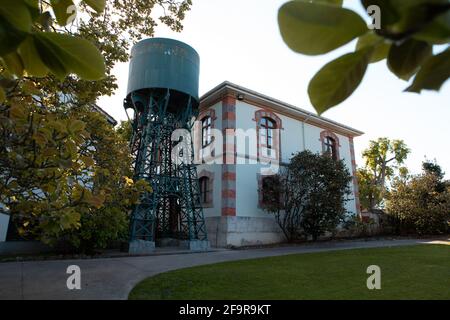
[126,38,200,102]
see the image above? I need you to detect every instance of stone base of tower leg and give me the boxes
[180,240,210,251]
[129,240,155,254]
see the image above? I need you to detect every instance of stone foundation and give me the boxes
[179,240,211,251]
[205,216,285,247]
[129,240,155,254]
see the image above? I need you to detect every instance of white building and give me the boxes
[194,82,363,247]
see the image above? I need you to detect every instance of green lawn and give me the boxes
[129,244,450,300]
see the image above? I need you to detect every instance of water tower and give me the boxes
[124,38,209,254]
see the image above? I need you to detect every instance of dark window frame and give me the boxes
[199,176,210,204]
[259,117,276,150]
[201,116,212,148]
[324,136,338,160]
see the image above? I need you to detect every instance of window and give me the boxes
[259,117,276,156]
[199,176,210,204]
[255,110,282,162]
[324,136,338,160]
[201,116,212,147]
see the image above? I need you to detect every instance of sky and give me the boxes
[97,0,450,178]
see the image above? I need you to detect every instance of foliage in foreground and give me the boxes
[0,0,192,103]
[0,0,191,252]
[261,151,352,241]
[0,104,150,252]
[278,0,450,114]
[386,162,450,235]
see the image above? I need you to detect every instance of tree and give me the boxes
[0,103,150,252]
[116,120,133,142]
[0,0,190,251]
[0,0,192,102]
[356,167,383,211]
[278,0,450,114]
[261,151,352,241]
[358,137,409,210]
[386,162,450,235]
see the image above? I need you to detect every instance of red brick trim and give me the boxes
[222,171,236,180]
[349,137,361,216]
[320,130,341,160]
[222,207,236,216]
[253,109,282,163]
[221,97,236,216]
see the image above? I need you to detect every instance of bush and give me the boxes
[2,107,150,253]
[386,170,450,235]
[342,215,377,238]
[261,151,352,241]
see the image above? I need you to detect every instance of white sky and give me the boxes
[97,0,450,178]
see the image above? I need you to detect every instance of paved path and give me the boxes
[0,238,446,300]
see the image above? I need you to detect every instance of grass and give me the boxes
[129,244,450,300]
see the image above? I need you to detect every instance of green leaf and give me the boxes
[361,0,401,28]
[0,87,5,103]
[24,0,41,21]
[81,156,95,167]
[387,39,432,81]
[311,0,343,5]
[9,105,27,119]
[50,0,76,26]
[413,10,450,44]
[362,0,450,38]
[406,49,450,93]
[18,36,49,77]
[60,210,80,229]
[68,119,86,133]
[356,32,391,63]
[0,19,28,55]
[82,0,106,13]
[278,1,367,55]
[1,52,24,76]
[33,32,106,80]
[38,12,53,32]
[308,49,372,114]
[389,0,450,34]
[0,0,32,32]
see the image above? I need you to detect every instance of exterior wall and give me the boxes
[205,216,284,248]
[197,164,222,217]
[196,101,223,220]
[197,92,362,247]
[234,101,358,215]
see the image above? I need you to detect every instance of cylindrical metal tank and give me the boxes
[126,38,200,102]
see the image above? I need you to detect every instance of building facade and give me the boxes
[194,82,364,247]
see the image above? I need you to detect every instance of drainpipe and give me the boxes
[302,113,313,151]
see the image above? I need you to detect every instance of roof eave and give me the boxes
[200,81,364,137]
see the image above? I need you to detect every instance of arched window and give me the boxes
[201,116,212,148]
[254,110,282,162]
[320,130,340,161]
[199,176,210,204]
[259,117,276,156]
[324,136,338,160]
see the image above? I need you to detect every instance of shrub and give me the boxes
[386,170,450,235]
[261,151,352,241]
